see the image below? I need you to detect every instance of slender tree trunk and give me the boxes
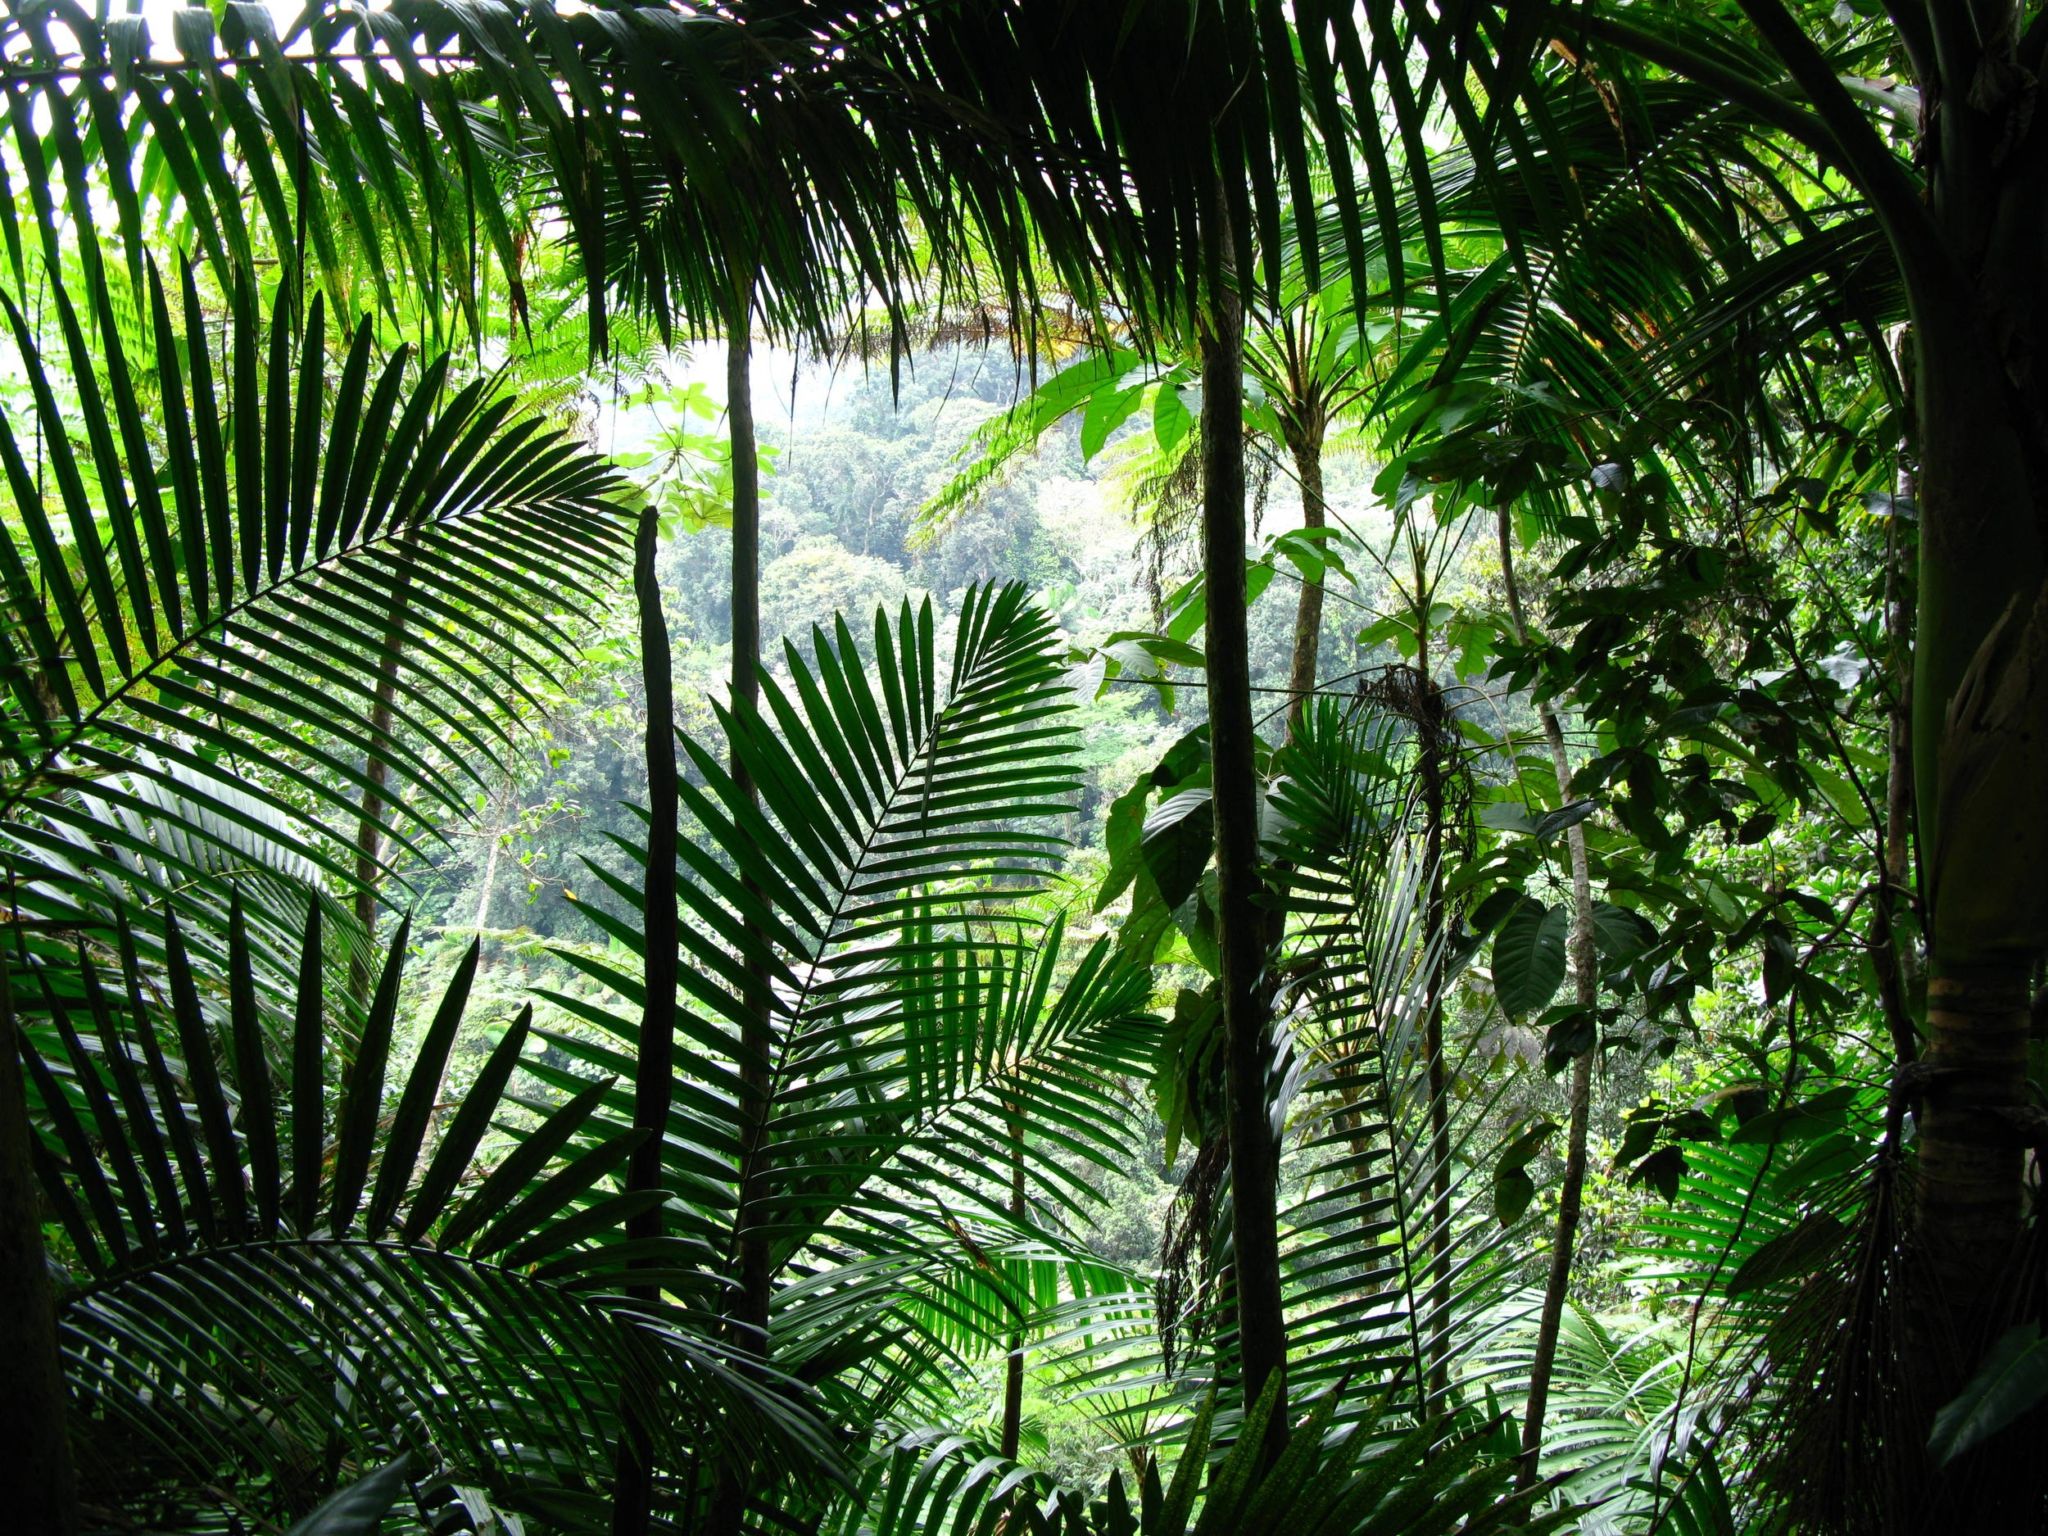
[1497,510,1597,1485]
[709,271,772,1536]
[610,509,680,1536]
[0,975,78,1536]
[1200,181,1287,1464]
[412,779,516,1186]
[1413,618,1454,1409]
[348,569,409,1008]
[1283,433,1326,742]
[473,784,509,940]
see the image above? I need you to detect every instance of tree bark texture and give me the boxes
[1284,433,1327,741]
[1497,510,1597,1486]
[1200,183,1288,1465]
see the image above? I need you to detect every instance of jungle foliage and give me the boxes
[2,2,2044,1534]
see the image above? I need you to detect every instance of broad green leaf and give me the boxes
[1591,902,1656,966]
[1141,789,1214,913]
[1493,897,1567,1016]
[1930,1324,2048,1466]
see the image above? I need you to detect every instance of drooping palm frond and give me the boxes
[0,0,516,341]
[1349,46,1902,534]
[16,900,831,1531]
[0,254,629,986]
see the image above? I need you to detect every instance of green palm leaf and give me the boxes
[18,899,832,1530]
[1263,700,1535,1422]
[540,586,1175,1511]
[0,254,628,984]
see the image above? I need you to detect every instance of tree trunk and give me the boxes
[1703,5,2048,1510]
[1200,180,1288,1464]
[0,975,78,1536]
[412,779,516,1186]
[1903,173,2046,1414]
[609,508,680,1536]
[1283,433,1327,741]
[348,568,409,1008]
[1871,473,1919,1067]
[709,271,772,1536]
[1497,509,1597,1486]
[1413,617,1454,1409]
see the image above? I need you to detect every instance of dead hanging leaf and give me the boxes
[1932,578,2048,954]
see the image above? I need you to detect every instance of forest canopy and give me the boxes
[1,2,2043,1534]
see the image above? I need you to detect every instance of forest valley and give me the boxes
[1,2,2044,1534]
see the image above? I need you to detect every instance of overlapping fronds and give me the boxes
[1473,1301,1696,1520]
[0,255,628,983]
[831,1377,1570,1535]
[534,587,1162,1479]
[1264,699,1533,1421]
[0,0,511,339]
[1352,37,1904,530]
[17,901,830,1531]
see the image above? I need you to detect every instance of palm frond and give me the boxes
[0,254,629,986]
[18,900,832,1530]
[829,1376,1571,1535]
[0,1,510,340]
[1264,698,1536,1423]
[524,587,1178,1507]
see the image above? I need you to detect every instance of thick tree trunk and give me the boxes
[1200,184,1288,1464]
[709,273,772,1536]
[0,976,78,1536]
[1917,964,2032,1343]
[1904,244,2045,1407]
[610,509,680,1536]
[1283,434,1326,741]
[1718,6,2048,1509]
[1497,510,1597,1485]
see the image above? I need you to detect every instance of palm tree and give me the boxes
[1307,2,2043,1521]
